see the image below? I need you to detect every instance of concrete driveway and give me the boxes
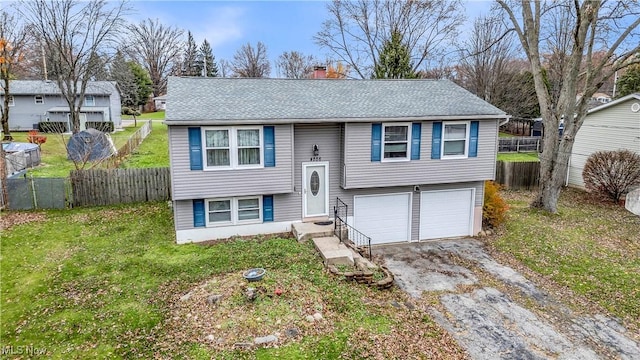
[377,239,640,360]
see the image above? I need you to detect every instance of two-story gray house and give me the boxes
[1,80,121,132]
[166,76,507,245]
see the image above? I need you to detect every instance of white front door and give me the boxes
[303,163,329,218]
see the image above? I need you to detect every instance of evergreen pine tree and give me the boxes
[373,31,415,79]
[182,31,199,76]
[127,61,153,106]
[109,50,139,108]
[196,39,219,77]
[616,64,640,98]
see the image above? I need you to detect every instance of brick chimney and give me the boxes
[312,66,327,79]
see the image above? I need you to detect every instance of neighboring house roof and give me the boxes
[1,80,117,95]
[587,93,640,115]
[165,77,507,124]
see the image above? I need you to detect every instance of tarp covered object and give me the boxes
[66,128,116,162]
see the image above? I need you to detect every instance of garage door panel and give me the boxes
[420,189,473,240]
[354,193,411,245]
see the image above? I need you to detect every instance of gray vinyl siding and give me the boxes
[3,93,119,131]
[174,200,193,231]
[3,95,56,130]
[173,121,486,235]
[343,120,498,188]
[169,125,294,200]
[568,99,640,188]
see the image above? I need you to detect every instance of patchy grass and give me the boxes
[120,121,169,168]
[492,188,640,326]
[122,111,165,121]
[497,152,539,162]
[8,125,145,178]
[498,132,514,138]
[0,203,462,359]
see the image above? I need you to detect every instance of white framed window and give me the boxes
[206,196,262,226]
[442,121,470,158]
[34,95,44,104]
[382,123,411,161]
[84,95,95,106]
[203,126,263,169]
[7,95,14,107]
[207,198,232,225]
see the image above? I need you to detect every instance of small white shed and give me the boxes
[567,93,640,188]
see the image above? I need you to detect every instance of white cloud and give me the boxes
[193,6,246,50]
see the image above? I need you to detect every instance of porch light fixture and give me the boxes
[313,144,319,156]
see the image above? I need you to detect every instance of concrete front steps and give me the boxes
[312,236,354,266]
[291,222,376,268]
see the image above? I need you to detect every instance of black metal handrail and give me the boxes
[334,197,372,260]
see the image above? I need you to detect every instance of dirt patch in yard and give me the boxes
[154,269,467,359]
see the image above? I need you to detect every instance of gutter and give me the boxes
[164,114,510,126]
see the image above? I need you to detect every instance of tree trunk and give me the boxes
[1,77,13,141]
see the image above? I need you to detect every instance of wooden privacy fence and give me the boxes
[71,167,171,207]
[495,161,540,190]
[498,136,541,153]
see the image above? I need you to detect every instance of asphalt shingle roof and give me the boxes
[166,77,506,123]
[2,80,117,95]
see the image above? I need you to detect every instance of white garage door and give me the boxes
[420,189,474,240]
[354,193,411,245]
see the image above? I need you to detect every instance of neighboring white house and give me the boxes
[567,93,640,188]
[153,95,166,110]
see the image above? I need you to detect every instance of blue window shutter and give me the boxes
[188,127,203,170]
[411,123,421,160]
[371,123,382,162]
[193,199,205,227]
[469,121,479,157]
[264,126,275,167]
[431,122,442,159]
[263,195,274,222]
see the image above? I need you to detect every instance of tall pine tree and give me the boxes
[110,50,139,108]
[373,31,415,79]
[182,31,199,76]
[128,61,153,107]
[196,39,219,77]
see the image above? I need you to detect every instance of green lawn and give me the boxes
[493,188,640,326]
[120,121,169,168]
[122,111,165,121]
[0,203,458,359]
[497,152,539,162]
[5,121,162,177]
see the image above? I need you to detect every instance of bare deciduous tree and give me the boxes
[232,42,270,78]
[21,0,128,134]
[496,0,640,213]
[0,10,30,140]
[127,18,184,96]
[314,0,465,79]
[276,51,316,79]
[457,16,516,103]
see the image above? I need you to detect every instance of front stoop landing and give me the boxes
[292,221,335,242]
[312,236,354,266]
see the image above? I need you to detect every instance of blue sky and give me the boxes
[131,1,494,72]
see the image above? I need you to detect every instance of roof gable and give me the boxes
[166,77,506,123]
[587,93,640,115]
